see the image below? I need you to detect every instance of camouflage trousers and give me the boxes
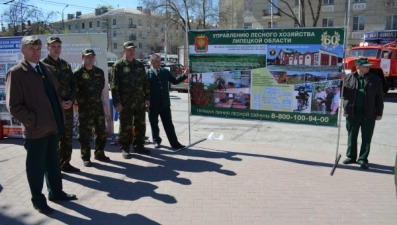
[77,101,106,161]
[58,107,74,168]
[119,102,146,152]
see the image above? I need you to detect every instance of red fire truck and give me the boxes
[343,40,397,93]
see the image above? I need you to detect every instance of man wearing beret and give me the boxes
[342,57,384,169]
[6,36,76,215]
[74,48,110,167]
[110,41,151,159]
[41,36,79,173]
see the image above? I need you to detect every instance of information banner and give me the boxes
[0,33,111,137]
[189,28,344,126]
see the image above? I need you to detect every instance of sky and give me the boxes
[1,0,140,22]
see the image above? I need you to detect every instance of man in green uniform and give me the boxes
[342,57,384,169]
[41,36,79,173]
[6,36,76,215]
[147,53,188,149]
[74,48,110,167]
[110,41,150,159]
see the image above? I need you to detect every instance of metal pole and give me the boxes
[185,2,191,145]
[164,1,168,65]
[270,0,273,28]
[330,0,351,176]
[62,4,69,31]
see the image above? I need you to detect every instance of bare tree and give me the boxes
[267,0,322,27]
[140,0,219,31]
[1,0,56,36]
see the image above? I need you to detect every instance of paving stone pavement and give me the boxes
[1,91,396,225]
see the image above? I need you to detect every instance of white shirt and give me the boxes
[28,61,40,73]
[315,91,326,105]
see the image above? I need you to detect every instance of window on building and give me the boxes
[354,0,365,2]
[176,24,178,30]
[89,22,92,28]
[155,22,158,28]
[113,19,116,25]
[323,0,334,5]
[155,32,158,36]
[75,24,78,29]
[139,31,142,38]
[295,0,299,6]
[244,23,252,29]
[68,25,71,30]
[139,43,142,49]
[138,20,142,26]
[97,21,100,27]
[147,21,151,27]
[353,16,365,31]
[82,22,85,29]
[147,44,150,49]
[267,0,278,13]
[129,18,133,25]
[114,42,117,49]
[386,15,397,30]
[268,22,277,28]
[113,30,116,37]
[322,18,334,27]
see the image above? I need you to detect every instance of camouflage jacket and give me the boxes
[110,57,150,107]
[41,55,76,101]
[73,65,105,104]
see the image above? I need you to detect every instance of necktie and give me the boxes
[35,65,45,78]
[156,69,160,75]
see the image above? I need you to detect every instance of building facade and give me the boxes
[219,0,397,53]
[51,7,185,59]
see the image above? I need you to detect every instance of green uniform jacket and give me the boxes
[73,65,105,104]
[147,67,187,108]
[41,55,76,102]
[110,58,150,107]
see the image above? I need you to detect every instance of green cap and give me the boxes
[82,48,96,56]
[47,36,62,44]
[355,57,372,67]
[123,41,137,49]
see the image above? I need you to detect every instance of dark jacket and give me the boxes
[342,72,384,119]
[147,67,187,108]
[6,59,65,139]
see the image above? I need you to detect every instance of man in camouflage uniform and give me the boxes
[110,41,150,159]
[41,36,79,173]
[74,48,110,167]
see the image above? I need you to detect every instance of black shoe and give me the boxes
[134,148,151,155]
[342,158,356,164]
[34,205,53,215]
[95,154,110,162]
[360,163,369,170]
[154,143,161,148]
[122,151,131,159]
[172,144,186,149]
[61,164,80,173]
[49,193,77,202]
[83,160,92,167]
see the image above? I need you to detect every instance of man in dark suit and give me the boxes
[6,36,76,215]
[147,54,189,149]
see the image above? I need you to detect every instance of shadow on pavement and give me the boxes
[0,138,24,146]
[49,201,160,224]
[169,148,394,175]
[384,92,397,103]
[62,172,177,204]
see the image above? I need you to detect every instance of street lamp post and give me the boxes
[62,4,69,30]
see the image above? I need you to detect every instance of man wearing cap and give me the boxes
[342,57,384,169]
[74,48,110,167]
[41,36,79,173]
[6,36,76,215]
[110,41,150,158]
